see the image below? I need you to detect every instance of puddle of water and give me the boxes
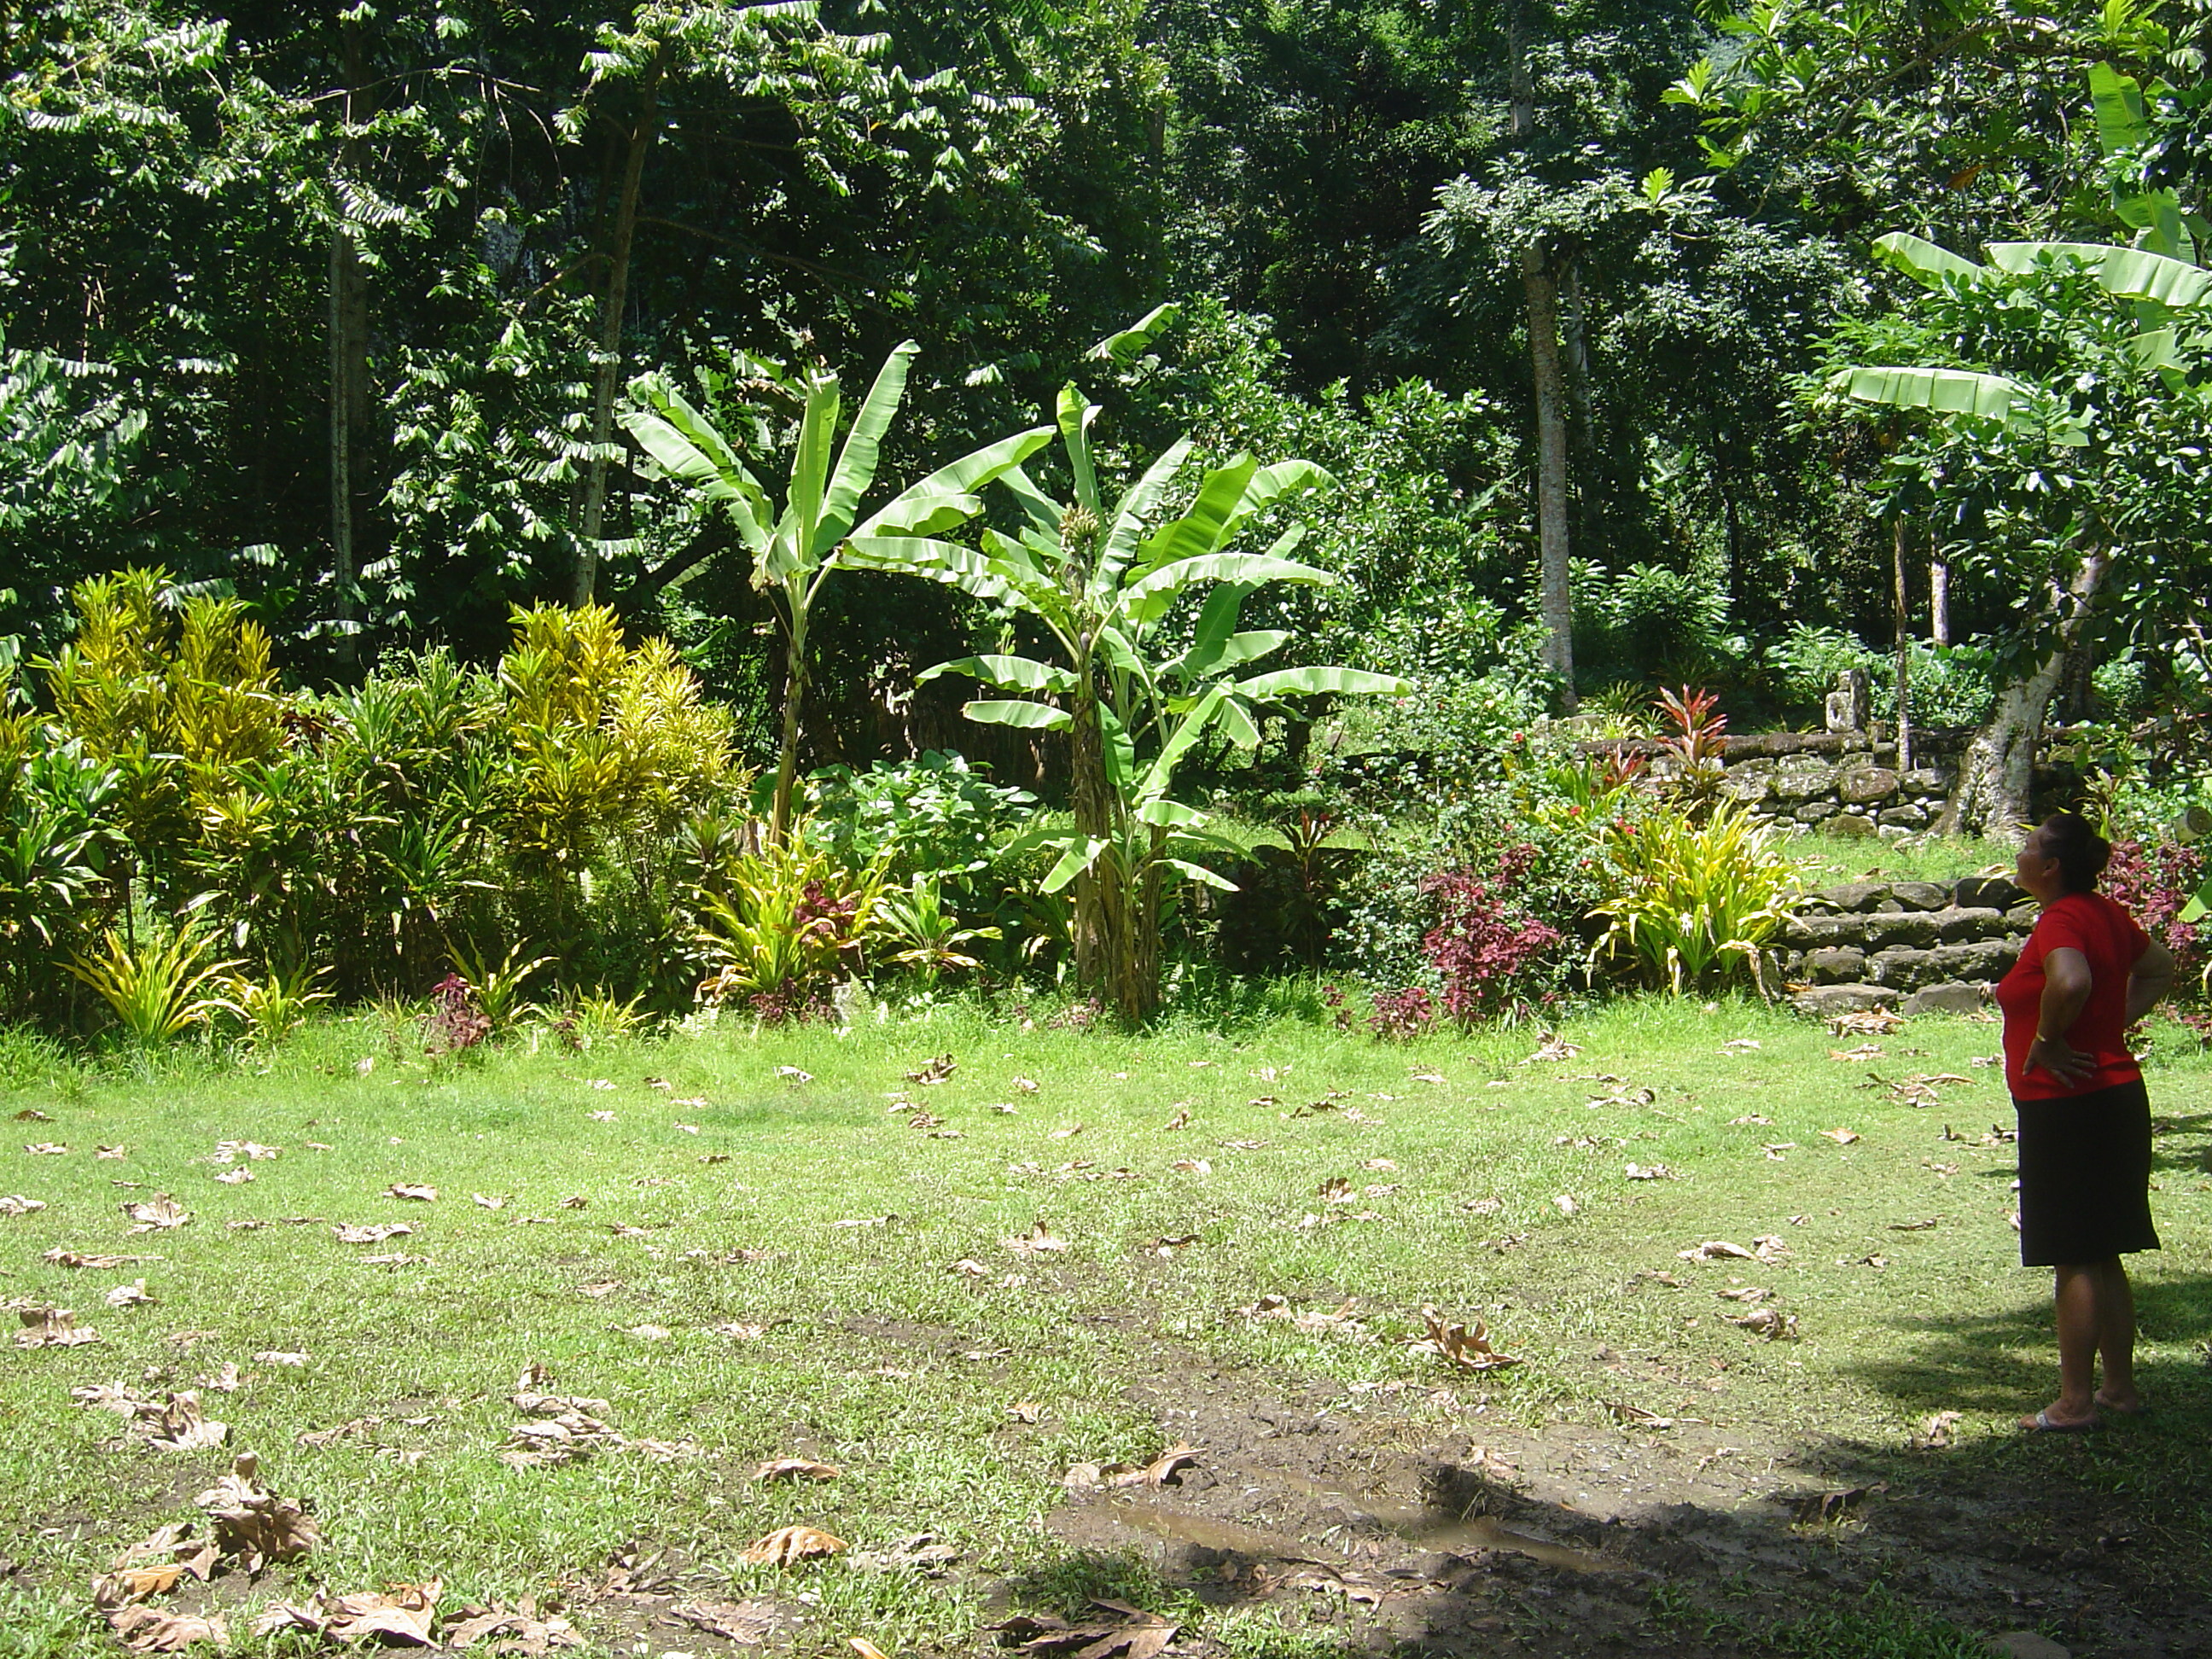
[1104,1502,1324,1560]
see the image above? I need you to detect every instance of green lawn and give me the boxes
[1,999,2207,1657]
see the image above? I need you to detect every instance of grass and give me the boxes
[1,997,2207,1656]
[1778,832,2014,888]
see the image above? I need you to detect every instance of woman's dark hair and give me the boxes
[2039,811,2110,894]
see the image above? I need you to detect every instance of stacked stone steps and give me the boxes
[1771,876,2030,1018]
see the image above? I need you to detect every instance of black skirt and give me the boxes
[2015,1078,2161,1267]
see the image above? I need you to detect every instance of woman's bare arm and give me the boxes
[2029,947,2095,1083]
[2128,935,2177,1026]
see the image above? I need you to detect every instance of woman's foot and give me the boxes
[2018,1404,2100,1433]
[2093,1388,2147,1417]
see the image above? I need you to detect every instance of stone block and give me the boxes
[1868,946,1936,988]
[1804,946,1866,984]
[1889,881,1947,911]
[1956,875,2026,910]
[1879,803,1929,829]
[1864,912,1941,949]
[1902,767,1946,794]
[1779,914,1868,948]
[1903,981,1989,1016]
[1793,800,1838,824]
[1791,984,1899,1017]
[1824,882,1893,913]
[1831,812,1878,839]
[2005,902,2040,929]
[1722,773,1773,803]
[1731,756,1777,776]
[1877,824,1912,842]
[1935,905,2005,942]
[1839,766,1899,805]
[1930,939,2019,981]
[1772,765,1838,801]
[1767,948,1805,980]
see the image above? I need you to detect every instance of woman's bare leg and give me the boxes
[2093,1257,2140,1412]
[2038,1263,2101,1426]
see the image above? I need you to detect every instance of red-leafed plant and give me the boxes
[1416,843,1567,1026]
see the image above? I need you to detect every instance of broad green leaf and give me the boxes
[789,368,841,550]
[1123,553,1336,621]
[995,464,1064,539]
[1213,459,1333,550]
[1042,836,1109,894]
[963,699,1071,732]
[1158,857,1237,892]
[2087,62,2148,161]
[1057,384,1101,513]
[1097,439,1194,588]
[1088,303,1182,364]
[1842,365,2023,420]
[1983,242,2212,310]
[1132,455,1260,573]
[1233,666,1411,700]
[843,536,1034,612]
[1134,796,1209,830]
[1871,231,1986,288]
[1138,686,1225,798]
[2180,870,2212,925]
[620,400,773,552]
[1179,629,1289,679]
[818,341,916,550]
[1216,696,1261,749]
[917,655,1074,693]
[854,427,1053,537]
[1099,701,1137,791]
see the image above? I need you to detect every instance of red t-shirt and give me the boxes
[1995,891,2151,1099]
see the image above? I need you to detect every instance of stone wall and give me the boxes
[1768,874,2030,1019]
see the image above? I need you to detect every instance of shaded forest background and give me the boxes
[5,0,2211,778]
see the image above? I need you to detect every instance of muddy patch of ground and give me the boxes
[1040,1363,2212,1658]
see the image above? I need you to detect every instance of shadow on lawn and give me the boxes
[983,1285,2212,1659]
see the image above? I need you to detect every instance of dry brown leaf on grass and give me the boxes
[501,1413,620,1468]
[14,1108,51,1121]
[104,1279,156,1308]
[1521,1031,1581,1064]
[148,1391,228,1452]
[1410,1070,1447,1085]
[443,1604,583,1653]
[386,1183,438,1202]
[988,1599,1180,1659]
[1914,1410,1963,1450]
[1406,1305,1521,1371]
[1828,1044,1885,1062]
[255,1580,441,1644]
[107,1607,228,1652]
[850,1639,893,1659]
[1678,1239,1757,1263]
[1048,1123,1085,1140]
[1828,1009,1905,1036]
[1167,1158,1210,1176]
[1011,1075,1039,1094]
[669,1599,782,1644]
[195,1452,320,1569]
[253,1349,308,1367]
[775,1066,813,1084]
[946,1259,989,1279]
[2,1194,49,1215]
[1003,1221,1068,1256]
[1161,1107,1190,1131]
[1624,1163,1674,1181]
[1725,1307,1799,1339]
[1062,1444,1201,1492]
[24,1141,67,1155]
[1315,1176,1353,1206]
[1821,1128,1862,1145]
[1006,1400,1043,1423]
[471,1193,507,1210]
[905,1054,957,1085]
[332,1221,413,1243]
[1152,1235,1198,1258]
[753,1458,841,1482]
[123,1195,190,1233]
[16,1306,101,1348]
[213,1168,253,1185]
[741,1526,847,1566]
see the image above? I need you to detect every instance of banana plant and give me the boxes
[622,342,1050,841]
[844,340,1406,1020]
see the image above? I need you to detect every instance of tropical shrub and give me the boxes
[805,751,1036,888]
[1587,801,1802,992]
[694,832,888,1021]
[67,922,241,1046]
[1417,845,1569,1024]
[2103,837,2208,1003]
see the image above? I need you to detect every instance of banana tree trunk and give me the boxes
[769,605,806,845]
[1940,548,2109,838]
[1068,678,1155,1023]
[1891,515,1913,773]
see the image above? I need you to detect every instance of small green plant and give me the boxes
[67,922,242,1045]
[876,874,1002,989]
[448,940,554,1034]
[217,963,332,1051]
[1588,800,1802,993]
[694,830,888,1016]
[549,987,650,1050]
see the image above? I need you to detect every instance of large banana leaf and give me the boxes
[783,369,841,561]
[963,699,1071,731]
[619,381,773,552]
[1122,552,1336,620]
[816,342,916,552]
[1231,666,1411,699]
[2088,62,2148,160]
[1057,384,1102,513]
[918,654,1074,693]
[1129,455,1260,575]
[1087,303,1182,364]
[1983,242,2212,310]
[853,427,1052,538]
[1042,835,1109,894]
[842,536,1042,614]
[1871,231,1985,288]
[1095,439,1195,591]
[1842,365,2024,419]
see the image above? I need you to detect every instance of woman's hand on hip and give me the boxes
[2027,1032,2093,1086]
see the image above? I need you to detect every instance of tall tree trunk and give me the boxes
[1929,552,1951,645]
[769,603,807,846]
[1561,257,1602,551]
[573,46,668,607]
[1891,515,1913,773]
[328,21,371,677]
[1507,0,1575,709]
[1938,550,2110,838]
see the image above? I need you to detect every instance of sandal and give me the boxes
[2019,1407,2100,1434]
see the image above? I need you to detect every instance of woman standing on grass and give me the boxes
[1997,812,2175,1433]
